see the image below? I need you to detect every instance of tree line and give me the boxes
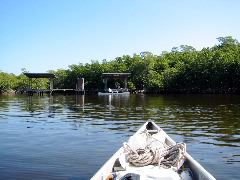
[1,36,240,94]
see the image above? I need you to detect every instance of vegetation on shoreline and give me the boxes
[1,36,240,94]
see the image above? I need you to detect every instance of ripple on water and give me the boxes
[0,94,240,179]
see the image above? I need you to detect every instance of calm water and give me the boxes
[0,94,239,179]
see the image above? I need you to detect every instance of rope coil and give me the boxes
[123,131,186,171]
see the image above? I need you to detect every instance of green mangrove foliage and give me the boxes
[1,36,240,94]
[0,72,17,93]
[0,71,49,94]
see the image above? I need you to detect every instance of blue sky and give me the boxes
[0,0,239,75]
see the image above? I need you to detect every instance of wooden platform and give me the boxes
[24,89,85,96]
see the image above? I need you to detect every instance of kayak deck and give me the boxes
[91,121,215,180]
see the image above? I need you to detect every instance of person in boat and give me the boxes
[115,82,120,89]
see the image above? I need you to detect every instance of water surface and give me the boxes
[0,94,239,179]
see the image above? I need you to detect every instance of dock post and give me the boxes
[76,78,85,95]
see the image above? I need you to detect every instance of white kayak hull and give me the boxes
[91,121,216,180]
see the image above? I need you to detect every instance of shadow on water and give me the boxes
[0,94,240,179]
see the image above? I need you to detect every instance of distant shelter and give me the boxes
[24,73,85,95]
[24,73,55,95]
[102,73,130,90]
[98,73,131,95]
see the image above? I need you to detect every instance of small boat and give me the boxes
[91,121,216,180]
[98,91,130,95]
[98,89,130,95]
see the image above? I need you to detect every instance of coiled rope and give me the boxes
[123,131,186,171]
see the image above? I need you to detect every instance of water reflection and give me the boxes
[0,94,240,179]
[75,95,85,112]
[20,94,240,147]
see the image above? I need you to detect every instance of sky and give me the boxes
[0,0,240,75]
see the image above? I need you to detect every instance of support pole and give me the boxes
[49,78,53,90]
[124,77,127,89]
[104,78,108,90]
[80,78,84,91]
